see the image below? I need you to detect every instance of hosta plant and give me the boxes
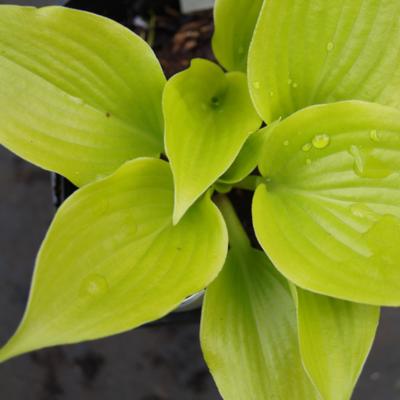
[1,1,400,399]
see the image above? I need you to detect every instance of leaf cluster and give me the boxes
[1,1,400,399]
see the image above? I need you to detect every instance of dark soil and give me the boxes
[67,0,215,77]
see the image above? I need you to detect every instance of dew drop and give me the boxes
[370,130,380,142]
[350,203,376,219]
[269,91,274,97]
[312,134,330,149]
[288,78,293,85]
[80,273,109,297]
[292,82,298,89]
[306,158,312,165]
[302,143,312,152]
[326,41,334,52]
[283,140,289,146]
[253,81,261,89]
[349,145,391,179]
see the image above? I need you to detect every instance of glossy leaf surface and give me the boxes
[297,288,379,400]
[0,6,165,186]
[202,196,319,400]
[213,0,263,72]
[249,0,400,123]
[164,59,261,223]
[253,101,400,305]
[201,246,320,400]
[0,158,228,362]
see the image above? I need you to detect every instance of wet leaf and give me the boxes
[253,100,400,305]
[0,158,228,362]
[249,0,400,123]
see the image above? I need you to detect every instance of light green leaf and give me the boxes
[249,0,400,123]
[201,248,320,400]
[213,0,263,72]
[0,158,228,362]
[296,288,379,400]
[219,129,265,184]
[0,6,165,186]
[253,100,400,305]
[164,59,261,223]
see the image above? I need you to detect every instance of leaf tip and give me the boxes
[0,321,47,363]
[0,333,27,364]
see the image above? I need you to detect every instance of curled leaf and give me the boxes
[164,59,261,223]
[219,129,266,184]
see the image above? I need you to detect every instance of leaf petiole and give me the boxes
[231,175,264,191]
[214,194,250,251]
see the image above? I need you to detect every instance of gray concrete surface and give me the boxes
[0,146,399,399]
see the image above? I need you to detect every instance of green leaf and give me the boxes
[201,248,320,400]
[253,100,400,305]
[219,129,265,184]
[213,0,263,72]
[164,59,261,223]
[0,6,165,186]
[0,158,228,362]
[296,288,379,400]
[249,0,400,123]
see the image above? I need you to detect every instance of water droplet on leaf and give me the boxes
[326,41,334,51]
[370,130,380,142]
[292,82,298,89]
[350,203,376,220]
[349,145,391,179]
[302,143,312,152]
[253,81,261,89]
[312,134,330,149]
[283,140,289,146]
[80,274,109,297]
[306,158,312,165]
